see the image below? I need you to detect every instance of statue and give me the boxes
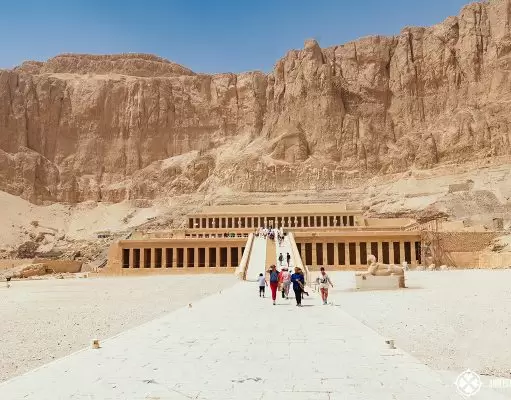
[356,255,404,278]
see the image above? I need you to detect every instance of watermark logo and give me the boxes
[455,369,482,397]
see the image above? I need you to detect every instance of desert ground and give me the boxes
[1,270,510,384]
[327,270,511,378]
[0,274,237,382]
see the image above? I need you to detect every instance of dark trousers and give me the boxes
[293,287,302,305]
[259,286,265,296]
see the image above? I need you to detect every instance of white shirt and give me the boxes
[317,273,332,289]
[257,276,266,286]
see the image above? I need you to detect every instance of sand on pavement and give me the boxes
[0,274,236,382]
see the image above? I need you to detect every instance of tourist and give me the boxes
[291,267,305,306]
[278,253,284,266]
[257,273,267,297]
[279,267,291,299]
[286,252,291,267]
[268,265,280,305]
[316,267,334,305]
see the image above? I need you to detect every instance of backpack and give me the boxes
[270,270,279,283]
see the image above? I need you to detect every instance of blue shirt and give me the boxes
[290,273,304,291]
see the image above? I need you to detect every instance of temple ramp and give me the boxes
[244,236,267,282]
[275,236,293,270]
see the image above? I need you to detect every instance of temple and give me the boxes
[105,204,422,275]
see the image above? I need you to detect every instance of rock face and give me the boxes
[1,1,511,204]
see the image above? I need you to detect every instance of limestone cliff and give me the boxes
[1,1,511,204]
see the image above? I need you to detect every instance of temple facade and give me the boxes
[105,204,422,275]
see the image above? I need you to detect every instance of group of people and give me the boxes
[255,227,285,244]
[278,252,291,268]
[258,265,333,306]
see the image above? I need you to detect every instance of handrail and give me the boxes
[287,232,311,288]
[235,233,254,280]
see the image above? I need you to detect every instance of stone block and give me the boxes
[355,274,405,290]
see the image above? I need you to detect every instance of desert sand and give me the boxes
[326,270,511,378]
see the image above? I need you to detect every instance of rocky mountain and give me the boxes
[1,0,511,204]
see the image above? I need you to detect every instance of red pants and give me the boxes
[270,282,278,301]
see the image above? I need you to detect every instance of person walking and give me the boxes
[279,267,291,299]
[291,267,305,306]
[278,253,284,267]
[286,252,291,267]
[316,267,334,305]
[268,265,280,305]
[257,273,267,297]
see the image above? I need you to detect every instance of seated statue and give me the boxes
[356,254,404,278]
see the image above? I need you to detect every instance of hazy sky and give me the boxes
[1,0,472,73]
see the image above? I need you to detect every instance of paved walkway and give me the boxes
[245,237,267,282]
[276,236,293,270]
[0,282,505,399]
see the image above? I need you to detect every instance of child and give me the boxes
[257,273,267,297]
[316,267,334,305]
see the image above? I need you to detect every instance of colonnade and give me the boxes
[296,240,421,267]
[188,215,356,229]
[121,245,245,269]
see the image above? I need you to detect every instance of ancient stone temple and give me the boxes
[105,203,422,275]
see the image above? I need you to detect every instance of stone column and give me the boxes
[227,247,232,268]
[239,246,243,266]
[205,247,210,268]
[334,242,339,267]
[128,248,133,268]
[162,248,167,268]
[172,248,177,268]
[216,247,221,268]
[194,247,199,268]
[345,243,350,266]
[300,244,305,263]
[377,242,383,263]
[389,242,395,265]
[355,242,361,266]
[400,241,405,264]
[140,248,146,269]
[264,217,268,227]
[150,248,156,268]
[322,243,328,266]
[411,242,417,266]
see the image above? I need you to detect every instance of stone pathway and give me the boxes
[0,282,505,399]
[245,237,267,282]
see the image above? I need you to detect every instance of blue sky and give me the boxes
[1,0,472,73]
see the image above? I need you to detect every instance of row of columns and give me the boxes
[122,246,245,269]
[298,240,420,266]
[189,215,356,229]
